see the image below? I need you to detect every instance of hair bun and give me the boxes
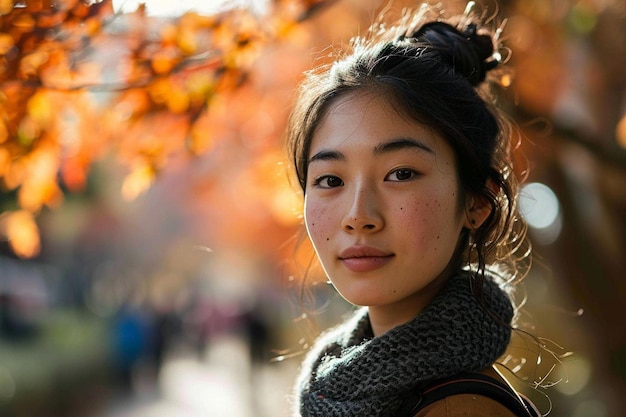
[409,21,499,86]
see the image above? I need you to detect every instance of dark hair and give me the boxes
[287,5,530,301]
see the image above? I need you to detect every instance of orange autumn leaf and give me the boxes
[165,88,190,114]
[12,13,36,30]
[151,47,181,75]
[147,77,190,113]
[4,210,41,258]
[0,120,8,143]
[148,77,174,105]
[0,0,12,15]
[26,90,54,129]
[16,143,63,211]
[20,50,50,78]
[0,146,10,176]
[121,163,156,201]
[176,25,199,55]
[61,154,89,191]
[0,32,14,55]
[18,176,63,211]
[17,115,41,145]
[185,71,214,107]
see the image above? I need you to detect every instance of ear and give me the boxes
[463,181,498,229]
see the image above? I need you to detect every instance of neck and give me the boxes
[368,276,447,336]
[367,250,466,336]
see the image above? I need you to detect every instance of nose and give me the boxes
[341,184,384,233]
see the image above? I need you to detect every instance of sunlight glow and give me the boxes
[112,0,268,16]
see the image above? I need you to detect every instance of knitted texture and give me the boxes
[295,272,514,417]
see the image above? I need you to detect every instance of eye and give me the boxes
[312,175,344,189]
[386,168,418,182]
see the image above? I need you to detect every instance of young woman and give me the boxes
[286,3,539,416]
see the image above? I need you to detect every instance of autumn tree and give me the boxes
[0,0,334,258]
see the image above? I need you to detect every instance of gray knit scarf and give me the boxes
[295,271,514,417]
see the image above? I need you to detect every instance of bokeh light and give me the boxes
[518,182,563,245]
[555,356,592,396]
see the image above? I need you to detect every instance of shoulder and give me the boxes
[412,367,523,417]
[412,393,519,417]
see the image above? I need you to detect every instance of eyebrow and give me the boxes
[308,149,345,164]
[373,137,434,155]
[308,137,434,165]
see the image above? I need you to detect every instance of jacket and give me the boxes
[413,367,520,417]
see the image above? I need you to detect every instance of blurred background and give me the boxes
[0,0,624,416]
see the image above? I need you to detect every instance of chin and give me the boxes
[339,292,397,308]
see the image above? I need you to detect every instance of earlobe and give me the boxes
[464,180,499,229]
[463,195,493,229]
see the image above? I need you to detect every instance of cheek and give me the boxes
[304,201,333,243]
[400,193,462,240]
[407,201,441,233]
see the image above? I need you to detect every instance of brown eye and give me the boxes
[386,168,417,182]
[313,175,344,188]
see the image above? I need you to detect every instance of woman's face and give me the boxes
[304,91,471,317]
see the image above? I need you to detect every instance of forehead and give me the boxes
[310,90,448,156]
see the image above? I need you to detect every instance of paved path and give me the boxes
[96,335,299,417]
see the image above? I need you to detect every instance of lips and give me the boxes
[339,246,394,273]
